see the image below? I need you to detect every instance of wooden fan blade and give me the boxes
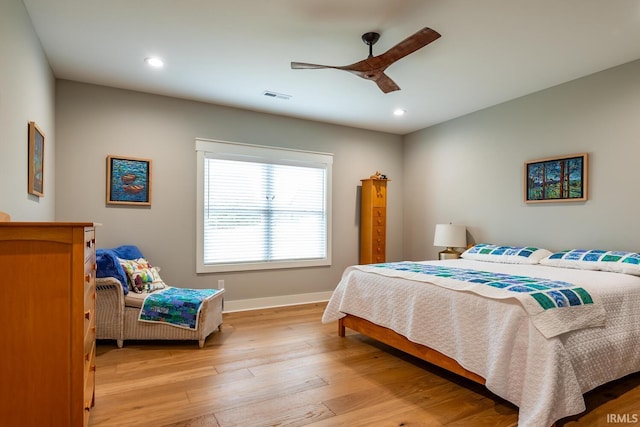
[368,72,401,93]
[343,69,400,93]
[377,27,441,67]
[291,62,336,70]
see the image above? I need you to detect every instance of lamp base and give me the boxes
[438,247,461,260]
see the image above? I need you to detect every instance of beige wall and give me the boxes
[403,59,640,261]
[0,0,55,220]
[55,81,403,303]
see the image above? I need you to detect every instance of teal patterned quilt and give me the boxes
[139,287,221,330]
[356,262,605,338]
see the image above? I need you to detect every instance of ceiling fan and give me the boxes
[291,27,441,93]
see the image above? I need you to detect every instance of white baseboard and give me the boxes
[223,291,333,313]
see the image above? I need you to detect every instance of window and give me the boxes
[196,139,332,272]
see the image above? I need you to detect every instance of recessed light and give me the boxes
[144,57,164,68]
[393,108,406,116]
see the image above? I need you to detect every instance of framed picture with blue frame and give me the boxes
[106,155,152,206]
[524,153,588,203]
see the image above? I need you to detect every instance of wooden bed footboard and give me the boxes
[338,314,486,385]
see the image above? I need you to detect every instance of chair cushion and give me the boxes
[124,290,147,308]
[124,285,173,308]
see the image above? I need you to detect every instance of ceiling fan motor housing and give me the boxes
[362,32,380,58]
[362,32,380,46]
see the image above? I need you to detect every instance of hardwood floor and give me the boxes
[90,302,640,427]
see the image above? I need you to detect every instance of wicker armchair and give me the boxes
[96,277,224,348]
[96,278,125,347]
[95,245,224,348]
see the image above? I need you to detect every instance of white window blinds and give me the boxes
[196,139,332,273]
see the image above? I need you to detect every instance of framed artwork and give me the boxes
[28,121,45,197]
[524,153,587,203]
[106,155,152,206]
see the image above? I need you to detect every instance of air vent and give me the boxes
[263,90,291,100]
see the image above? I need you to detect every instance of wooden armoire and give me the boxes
[359,178,388,264]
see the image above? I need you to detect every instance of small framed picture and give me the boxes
[28,121,45,197]
[524,153,587,203]
[106,155,152,206]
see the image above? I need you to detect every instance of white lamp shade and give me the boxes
[433,224,467,248]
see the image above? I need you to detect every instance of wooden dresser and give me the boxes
[0,222,96,426]
[360,178,388,264]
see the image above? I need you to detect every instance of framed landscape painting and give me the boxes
[28,121,45,197]
[525,153,588,203]
[106,155,152,206]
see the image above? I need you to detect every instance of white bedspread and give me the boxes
[322,259,640,427]
[350,262,605,338]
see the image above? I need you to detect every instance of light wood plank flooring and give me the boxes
[90,302,640,426]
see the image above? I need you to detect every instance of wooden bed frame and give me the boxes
[338,314,486,385]
[339,314,566,427]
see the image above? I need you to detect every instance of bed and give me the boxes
[322,246,640,427]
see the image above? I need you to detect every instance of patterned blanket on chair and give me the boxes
[139,287,221,330]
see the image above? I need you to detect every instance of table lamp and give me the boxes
[433,223,466,260]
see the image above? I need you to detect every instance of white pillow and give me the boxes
[461,244,552,265]
[540,249,640,276]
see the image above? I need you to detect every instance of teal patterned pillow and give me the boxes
[540,249,640,276]
[461,244,552,265]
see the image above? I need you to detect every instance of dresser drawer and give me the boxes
[82,280,96,339]
[84,265,95,332]
[84,307,96,355]
[84,260,95,296]
[372,226,385,263]
[83,343,96,427]
[84,228,95,263]
[372,226,385,239]
[84,267,95,305]
[372,208,385,226]
[84,341,95,387]
[84,239,95,285]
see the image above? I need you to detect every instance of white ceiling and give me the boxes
[22,0,640,135]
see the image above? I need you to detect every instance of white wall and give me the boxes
[55,81,403,304]
[0,0,55,220]
[403,59,640,261]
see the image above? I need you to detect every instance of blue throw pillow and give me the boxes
[96,245,146,294]
[112,244,145,260]
[96,249,129,294]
